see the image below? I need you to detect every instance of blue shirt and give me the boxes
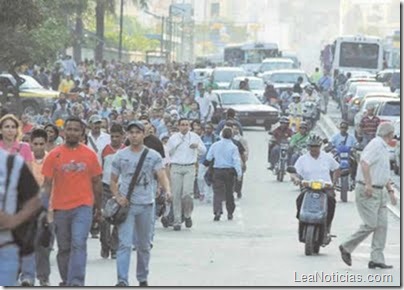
[206,138,242,178]
[199,133,219,163]
[330,133,357,148]
[318,76,332,91]
[215,119,243,136]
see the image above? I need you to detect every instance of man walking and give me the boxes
[99,124,125,260]
[110,120,171,286]
[359,105,380,148]
[339,122,397,269]
[42,116,103,286]
[205,128,242,221]
[166,118,206,231]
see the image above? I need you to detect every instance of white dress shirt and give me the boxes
[167,131,206,164]
[88,131,111,164]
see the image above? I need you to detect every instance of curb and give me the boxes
[317,112,401,219]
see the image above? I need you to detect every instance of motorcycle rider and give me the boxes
[267,116,294,170]
[330,120,358,180]
[290,135,341,239]
[287,93,303,132]
[288,121,310,165]
[279,87,294,113]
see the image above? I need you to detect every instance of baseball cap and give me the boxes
[89,114,102,124]
[126,120,145,132]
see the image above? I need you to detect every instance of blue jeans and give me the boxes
[0,244,20,286]
[54,205,93,286]
[20,253,36,284]
[117,204,154,286]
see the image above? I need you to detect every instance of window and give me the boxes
[380,102,400,116]
[339,42,380,69]
[211,3,220,17]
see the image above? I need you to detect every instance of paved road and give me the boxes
[43,126,400,286]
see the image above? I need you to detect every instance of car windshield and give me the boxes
[260,61,294,72]
[19,76,43,90]
[214,70,244,82]
[268,73,307,84]
[362,99,381,111]
[380,102,400,116]
[348,81,380,94]
[221,92,261,105]
[232,79,264,90]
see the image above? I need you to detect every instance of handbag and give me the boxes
[4,154,41,256]
[103,148,149,225]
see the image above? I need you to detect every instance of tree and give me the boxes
[94,0,149,62]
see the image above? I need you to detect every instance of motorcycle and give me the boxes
[302,100,319,130]
[275,141,289,182]
[324,141,356,202]
[287,166,335,256]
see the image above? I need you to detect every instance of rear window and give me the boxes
[380,102,400,116]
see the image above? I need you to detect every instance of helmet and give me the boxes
[279,116,289,124]
[307,134,322,146]
[292,93,301,99]
[304,85,314,93]
[300,121,308,129]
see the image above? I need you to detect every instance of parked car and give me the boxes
[258,58,294,74]
[353,94,399,139]
[346,85,391,124]
[211,67,245,90]
[0,74,58,116]
[210,90,279,130]
[376,69,400,92]
[375,99,401,168]
[261,69,310,94]
[228,76,265,101]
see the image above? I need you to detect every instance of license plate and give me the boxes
[256,119,265,124]
[340,152,349,158]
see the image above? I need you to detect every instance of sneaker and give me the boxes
[20,280,34,287]
[116,282,127,286]
[185,217,193,228]
[237,192,242,199]
[139,281,148,287]
[101,247,109,259]
[173,225,181,231]
[161,216,169,228]
[111,252,117,259]
[39,280,50,286]
[227,213,233,220]
[213,215,221,221]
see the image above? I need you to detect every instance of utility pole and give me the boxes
[118,0,124,61]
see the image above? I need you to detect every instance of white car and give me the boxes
[258,58,294,74]
[191,68,213,86]
[353,95,399,138]
[261,69,310,94]
[228,76,265,101]
[211,67,245,90]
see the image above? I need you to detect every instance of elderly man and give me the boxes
[339,122,397,269]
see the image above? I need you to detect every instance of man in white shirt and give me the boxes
[87,114,111,165]
[196,86,214,124]
[291,135,340,237]
[166,118,206,231]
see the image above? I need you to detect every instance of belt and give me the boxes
[357,181,384,189]
[214,168,234,171]
[171,163,195,166]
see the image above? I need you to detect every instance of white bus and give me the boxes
[330,35,384,74]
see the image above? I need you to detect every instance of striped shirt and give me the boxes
[360,115,380,137]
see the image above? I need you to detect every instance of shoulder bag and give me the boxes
[103,148,149,225]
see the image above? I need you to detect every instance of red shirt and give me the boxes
[42,144,102,210]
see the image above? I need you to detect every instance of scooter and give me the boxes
[287,166,335,256]
[275,140,289,182]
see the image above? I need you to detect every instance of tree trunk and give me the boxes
[73,12,83,64]
[95,0,105,63]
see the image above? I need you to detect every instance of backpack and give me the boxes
[4,154,41,256]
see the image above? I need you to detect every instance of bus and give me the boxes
[322,35,384,74]
[223,42,281,73]
[383,30,400,69]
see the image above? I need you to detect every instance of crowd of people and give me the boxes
[0,58,249,287]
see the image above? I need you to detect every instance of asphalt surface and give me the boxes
[41,125,400,286]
